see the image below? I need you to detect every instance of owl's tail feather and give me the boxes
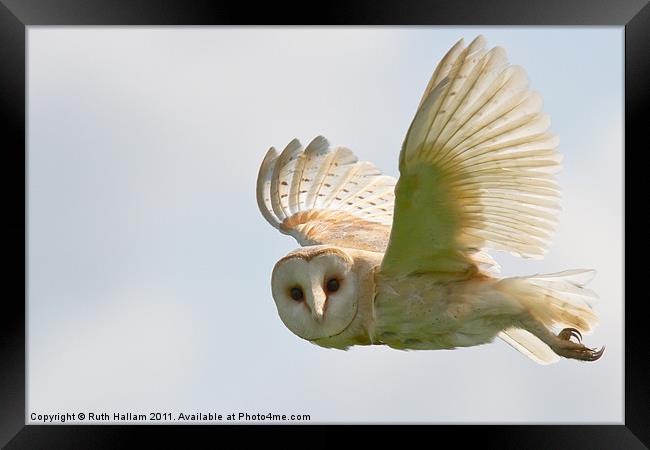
[498,269,599,365]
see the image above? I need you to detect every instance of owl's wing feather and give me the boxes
[381,35,561,276]
[499,328,560,365]
[257,136,397,252]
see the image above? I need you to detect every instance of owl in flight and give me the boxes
[256,36,603,364]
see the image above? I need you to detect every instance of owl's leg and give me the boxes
[487,272,603,362]
[517,316,605,362]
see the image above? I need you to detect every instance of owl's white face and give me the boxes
[271,246,359,341]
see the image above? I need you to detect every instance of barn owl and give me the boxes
[256,35,604,364]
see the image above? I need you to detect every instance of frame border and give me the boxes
[1,1,645,447]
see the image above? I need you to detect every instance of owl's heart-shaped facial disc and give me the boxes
[271,246,358,341]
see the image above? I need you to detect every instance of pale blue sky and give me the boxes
[27,27,623,423]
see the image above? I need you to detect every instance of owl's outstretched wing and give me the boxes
[381,35,561,277]
[256,136,396,252]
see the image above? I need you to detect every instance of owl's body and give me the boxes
[375,272,511,351]
[375,270,597,356]
[257,36,604,364]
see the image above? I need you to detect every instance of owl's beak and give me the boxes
[309,288,327,322]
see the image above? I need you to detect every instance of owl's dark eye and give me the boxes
[326,278,340,293]
[289,287,304,301]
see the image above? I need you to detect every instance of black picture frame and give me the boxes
[1,1,645,448]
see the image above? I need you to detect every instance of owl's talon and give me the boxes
[558,327,582,343]
[553,328,604,361]
[589,346,606,361]
[555,343,605,362]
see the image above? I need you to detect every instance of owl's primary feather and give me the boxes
[256,135,396,252]
[258,35,603,364]
[381,35,561,277]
